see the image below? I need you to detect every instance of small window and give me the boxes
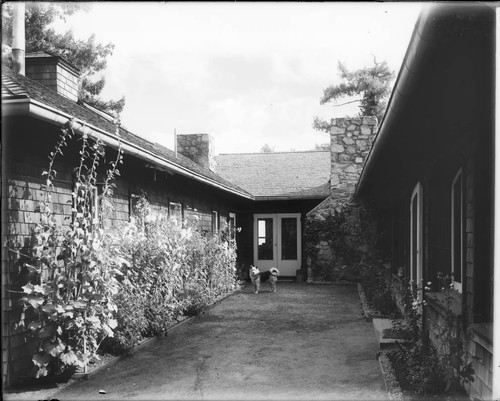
[212,210,219,233]
[129,193,141,217]
[169,202,183,221]
[228,212,236,240]
[451,169,463,292]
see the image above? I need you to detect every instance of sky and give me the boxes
[53,2,423,155]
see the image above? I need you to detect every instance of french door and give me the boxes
[253,213,301,276]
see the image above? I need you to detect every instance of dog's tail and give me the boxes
[270,267,279,276]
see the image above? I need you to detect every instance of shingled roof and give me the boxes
[215,151,331,200]
[2,67,252,199]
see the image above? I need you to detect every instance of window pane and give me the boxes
[258,218,273,260]
[453,177,463,283]
[281,217,297,260]
[212,211,219,233]
[411,194,418,283]
[169,202,182,219]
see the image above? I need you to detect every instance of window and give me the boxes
[169,202,183,221]
[410,182,423,299]
[212,210,219,233]
[74,183,100,228]
[228,212,236,240]
[129,193,142,217]
[451,169,463,292]
[257,217,274,260]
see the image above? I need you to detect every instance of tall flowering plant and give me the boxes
[16,119,123,378]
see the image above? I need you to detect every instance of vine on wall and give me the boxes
[304,200,381,281]
[15,119,124,378]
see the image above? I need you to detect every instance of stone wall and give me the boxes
[176,134,217,172]
[330,117,377,198]
[305,117,378,282]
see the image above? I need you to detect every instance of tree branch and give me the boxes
[331,98,361,107]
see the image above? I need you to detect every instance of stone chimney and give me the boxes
[330,117,378,198]
[176,133,217,172]
[25,52,80,102]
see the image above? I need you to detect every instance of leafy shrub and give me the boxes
[389,275,475,397]
[108,197,239,348]
[304,200,382,281]
[360,262,398,316]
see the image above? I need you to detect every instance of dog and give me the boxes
[249,265,279,293]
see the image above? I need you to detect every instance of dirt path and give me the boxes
[42,283,388,400]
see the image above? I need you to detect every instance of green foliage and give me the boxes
[2,3,125,115]
[101,196,240,353]
[304,201,379,280]
[389,275,475,397]
[260,144,275,153]
[17,119,124,378]
[433,273,476,395]
[360,263,398,316]
[389,281,444,395]
[17,117,240,377]
[313,58,395,132]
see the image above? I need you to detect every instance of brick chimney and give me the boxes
[176,134,217,172]
[25,52,80,102]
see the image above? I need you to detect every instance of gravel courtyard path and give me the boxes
[46,283,387,400]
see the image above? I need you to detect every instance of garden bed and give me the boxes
[358,283,400,321]
[72,290,236,379]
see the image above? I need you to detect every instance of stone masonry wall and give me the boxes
[176,134,216,172]
[330,116,377,199]
[305,117,378,282]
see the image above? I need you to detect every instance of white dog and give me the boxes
[249,265,279,293]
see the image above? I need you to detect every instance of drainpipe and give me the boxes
[493,6,500,399]
[11,2,25,75]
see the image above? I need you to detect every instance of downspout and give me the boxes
[11,2,25,75]
[493,6,500,399]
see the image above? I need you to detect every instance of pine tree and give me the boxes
[313,58,395,133]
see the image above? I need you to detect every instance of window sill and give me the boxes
[425,290,462,317]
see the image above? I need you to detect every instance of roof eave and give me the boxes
[2,97,254,200]
[254,194,329,201]
[354,5,431,198]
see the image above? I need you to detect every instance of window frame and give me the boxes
[451,168,464,293]
[228,212,236,240]
[212,210,219,234]
[168,201,184,222]
[410,182,423,300]
[74,182,100,228]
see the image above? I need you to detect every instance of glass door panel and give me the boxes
[257,218,274,260]
[281,217,298,260]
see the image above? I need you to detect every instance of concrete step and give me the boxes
[372,318,407,350]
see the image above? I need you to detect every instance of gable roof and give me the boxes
[215,151,331,200]
[2,67,252,199]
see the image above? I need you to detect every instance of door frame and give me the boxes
[253,213,302,275]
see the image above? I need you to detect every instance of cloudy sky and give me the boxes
[55,2,422,155]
